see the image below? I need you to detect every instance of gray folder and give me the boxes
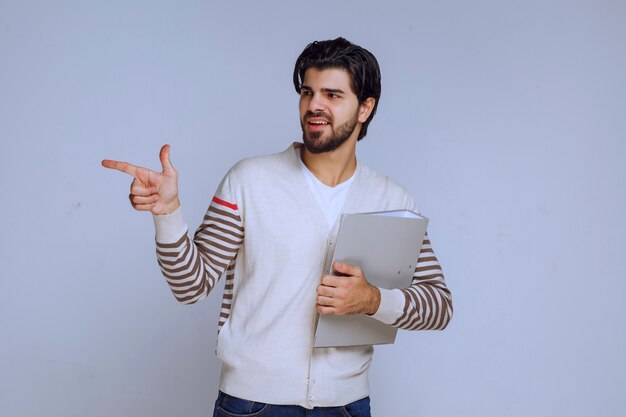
[313,210,428,348]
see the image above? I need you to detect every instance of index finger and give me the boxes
[320,274,342,287]
[101,159,140,177]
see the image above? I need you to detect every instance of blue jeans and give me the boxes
[213,391,371,417]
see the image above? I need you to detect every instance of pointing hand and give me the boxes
[102,144,180,215]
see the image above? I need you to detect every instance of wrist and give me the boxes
[366,285,381,315]
[161,198,180,215]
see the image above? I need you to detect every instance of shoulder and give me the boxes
[359,164,410,195]
[359,164,408,191]
[227,144,297,180]
[226,145,299,184]
[213,146,297,213]
[358,164,418,211]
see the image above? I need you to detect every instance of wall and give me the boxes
[1,1,624,416]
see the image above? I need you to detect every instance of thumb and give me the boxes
[159,144,176,174]
[333,262,363,277]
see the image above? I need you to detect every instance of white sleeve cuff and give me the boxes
[369,288,406,325]
[152,207,187,243]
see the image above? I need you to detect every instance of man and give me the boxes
[103,37,452,417]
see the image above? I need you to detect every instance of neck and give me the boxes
[300,137,358,187]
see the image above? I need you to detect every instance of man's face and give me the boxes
[299,67,362,154]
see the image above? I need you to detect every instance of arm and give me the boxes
[316,234,452,330]
[102,145,243,304]
[154,196,243,305]
[384,234,452,330]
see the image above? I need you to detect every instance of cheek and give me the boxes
[299,99,308,118]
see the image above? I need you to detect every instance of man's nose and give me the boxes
[307,93,325,112]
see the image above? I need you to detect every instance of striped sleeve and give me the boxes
[391,234,453,330]
[155,195,244,305]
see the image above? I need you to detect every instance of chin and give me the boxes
[302,133,349,154]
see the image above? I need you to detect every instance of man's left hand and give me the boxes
[316,262,381,315]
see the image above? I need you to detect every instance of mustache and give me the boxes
[304,111,333,122]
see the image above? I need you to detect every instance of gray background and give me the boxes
[1,1,625,416]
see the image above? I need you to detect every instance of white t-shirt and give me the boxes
[297,152,356,230]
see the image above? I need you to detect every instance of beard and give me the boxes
[300,109,359,154]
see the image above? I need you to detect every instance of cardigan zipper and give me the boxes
[305,228,338,406]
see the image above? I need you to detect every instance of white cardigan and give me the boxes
[153,143,452,408]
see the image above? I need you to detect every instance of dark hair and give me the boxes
[293,37,381,141]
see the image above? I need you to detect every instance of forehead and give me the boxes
[302,67,354,92]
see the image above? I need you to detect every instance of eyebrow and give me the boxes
[301,85,345,95]
[322,88,345,95]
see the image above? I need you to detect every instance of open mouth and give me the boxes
[307,119,330,130]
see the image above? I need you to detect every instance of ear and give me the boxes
[358,97,376,123]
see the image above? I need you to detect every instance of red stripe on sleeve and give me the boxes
[212,196,238,211]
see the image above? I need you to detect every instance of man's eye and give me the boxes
[301,90,312,96]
